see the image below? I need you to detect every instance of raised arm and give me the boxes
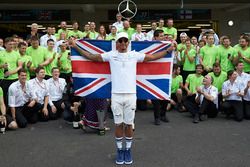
[144,45,174,62]
[69,39,103,62]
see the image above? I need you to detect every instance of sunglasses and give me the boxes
[118,38,128,43]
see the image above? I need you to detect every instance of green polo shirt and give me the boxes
[68,30,84,39]
[164,27,177,37]
[44,50,58,76]
[0,87,3,97]
[89,31,99,39]
[217,46,236,72]
[186,74,204,94]
[82,31,90,38]
[181,48,196,71]
[171,75,183,93]
[177,43,186,52]
[57,29,70,39]
[106,34,117,41]
[234,47,250,72]
[18,54,33,80]
[59,50,72,74]
[119,28,135,40]
[0,50,20,80]
[200,44,218,70]
[208,71,227,92]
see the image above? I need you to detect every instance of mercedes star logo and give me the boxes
[118,0,137,19]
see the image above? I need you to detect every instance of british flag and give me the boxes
[71,39,173,100]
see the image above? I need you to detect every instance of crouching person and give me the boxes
[195,75,218,123]
[8,69,40,128]
[28,67,54,121]
[47,67,67,119]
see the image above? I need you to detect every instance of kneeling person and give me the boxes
[195,75,218,123]
[47,67,66,119]
[8,69,40,128]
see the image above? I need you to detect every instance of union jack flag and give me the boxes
[71,39,173,100]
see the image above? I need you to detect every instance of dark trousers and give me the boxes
[151,100,169,119]
[221,100,243,121]
[183,94,199,117]
[14,103,41,128]
[52,99,64,118]
[0,79,17,105]
[243,100,250,119]
[137,100,147,111]
[199,98,218,118]
[38,103,57,121]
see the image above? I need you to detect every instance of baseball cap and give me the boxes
[180,32,187,37]
[58,40,66,46]
[116,32,129,42]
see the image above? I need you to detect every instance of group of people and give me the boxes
[0,14,250,165]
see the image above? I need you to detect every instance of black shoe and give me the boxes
[160,115,169,123]
[193,114,199,123]
[154,118,161,125]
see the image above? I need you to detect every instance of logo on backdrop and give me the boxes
[118,0,137,19]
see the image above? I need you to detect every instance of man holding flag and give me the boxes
[70,32,173,165]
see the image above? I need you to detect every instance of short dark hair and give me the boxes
[30,36,39,41]
[18,68,27,75]
[35,66,44,74]
[51,67,60,73]
[18,42,27,48]
[47,39,54,44]
[236,61,244,66]
[4,37,13,44]
[227,70,234,77]
[172,64,180,71]
[153,29,164,38]
[213,62,221,68]
[196,64,204,70]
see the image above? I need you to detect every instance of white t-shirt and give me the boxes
[101,50,145,93]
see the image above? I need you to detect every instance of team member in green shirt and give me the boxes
[177,32,187,52]
[168,64,185,112]
[234,36,250,73]
[200,34,218,74]
[68,21,83,39]
[18,42,33,80]
[208,63,227,109]
[184,64,204,116]
[217,36,236,72]
[89,22,99,39]
[26,36,47,78]
[56,21,70,40]
[119,20,135,40]
[181,38,196,82]
[39,39,58,79]
[0,37,22,104]
[82,24,90,38]
[106,26,117,41]
[58,41,71,82]
[165,18,178,41]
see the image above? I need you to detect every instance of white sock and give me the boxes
[125,137,133,150]
[115,137,123,150]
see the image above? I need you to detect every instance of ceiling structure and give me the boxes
[0,1,250,12]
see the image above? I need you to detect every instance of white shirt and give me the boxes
[47,78,66,102]
[101,50,145,93]
[236,72,249,85]
[196,85,218,108]
[112,21,124,31]
[40,34,57,51]
[146,30,155,41]
[28,78,50,105]
[241,74,250,101]
[131,32,146,41]
[222,80,243,101]
[8,81,32,107]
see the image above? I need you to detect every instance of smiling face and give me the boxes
[116,37,129,53]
